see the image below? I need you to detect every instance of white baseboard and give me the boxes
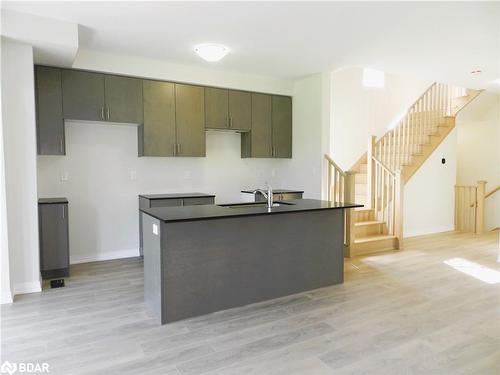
[70,248,140,265]
[1,290,13,304]
[13,281,42,295]
[404,225,455,239]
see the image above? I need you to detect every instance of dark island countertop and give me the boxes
[140,198,362,223]
[38,197,68,204]
[139,192,215,200]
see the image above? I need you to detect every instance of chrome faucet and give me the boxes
[252,185,273,209]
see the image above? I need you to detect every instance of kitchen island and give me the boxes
[140,199,361,324]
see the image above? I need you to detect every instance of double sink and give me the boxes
[218,201,295,209]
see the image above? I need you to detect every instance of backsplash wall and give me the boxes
[37,122,296,263]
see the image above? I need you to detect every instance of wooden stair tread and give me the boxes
[354,234,396,244]
[354,220,384,227]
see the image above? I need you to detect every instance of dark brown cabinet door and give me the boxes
[62,69,105,121]
[228,90,251,131]
[246,93,272,157]
[272,96,292,158]
[141,80,176,156]
[39,203,69,277]
[205,87,228,129]
[104,75,143,124]
[175,84,206,157]
[36,66,65,155]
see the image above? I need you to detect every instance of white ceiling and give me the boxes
[2,1,500,89]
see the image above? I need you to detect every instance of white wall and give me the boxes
[404,130,457,237]
[73,49,293,95]
[1,40,41,295]
[0,46,13,304]
[36,51,326,263]
[331,67,430,170]
[456,92,500,230]
[37,126,295,263]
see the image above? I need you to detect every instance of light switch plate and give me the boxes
[152,223,158,235]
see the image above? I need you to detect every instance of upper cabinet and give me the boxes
[36,66,65,155]
[271,96,292,158]
[205,87,228,130]
[104,75,143,124]
[62,70,143,124]
[139,81,205,157]
[175,84,206,157]
[228,90,251,131]
[205,88,251,131]
[140,80,176,156]
[62,69,105,121]
[242,94,292,158]
[35,66,292,158]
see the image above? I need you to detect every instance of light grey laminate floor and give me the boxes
[1,231,499,375]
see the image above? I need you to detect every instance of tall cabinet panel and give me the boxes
[38,199,70,279]
[242,93,272,158]
[140,80,176,156]
[62,70,105,121]
[272,96,293,158]
[104,75,143,124]
[36,66,65,155]
[205,87,228,129]
[175,84,205,157]
[228,90,251,131]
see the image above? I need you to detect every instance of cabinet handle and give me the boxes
[177,143,181,155]
[173,143,176,156]
[100,107,104,120]
[106,107,110,120]
[59,139,63,153]
[62,205,65,219]
[226,116,229,128]
[229,117,233,128]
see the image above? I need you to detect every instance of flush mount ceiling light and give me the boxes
[194,43,230,62]
[470,69,483,76]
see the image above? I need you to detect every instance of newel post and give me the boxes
[394,170,404,249]
[476,180,486,234]
[344,171,356,257]
[367,136,376,209]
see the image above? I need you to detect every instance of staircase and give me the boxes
[326,82,482,257]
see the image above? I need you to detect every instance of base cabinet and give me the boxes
[38,199,70,279]
[138,194,215,255]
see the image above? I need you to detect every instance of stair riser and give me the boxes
[355,174,367,184]
[355,224,386,237]
[353,237,398,256]
[354,210,375,222]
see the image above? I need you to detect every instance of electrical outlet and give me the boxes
[130,171,137,180]
[152,223,158,235]
[60,172,69,182]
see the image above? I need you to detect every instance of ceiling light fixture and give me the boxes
[470,69,482,76]
[194,43,229,62]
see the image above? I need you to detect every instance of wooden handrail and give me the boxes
[324,154,346,176]
[372,156,395,177]
[485,186,500,199]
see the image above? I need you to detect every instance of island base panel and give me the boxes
[144,209,344,324]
